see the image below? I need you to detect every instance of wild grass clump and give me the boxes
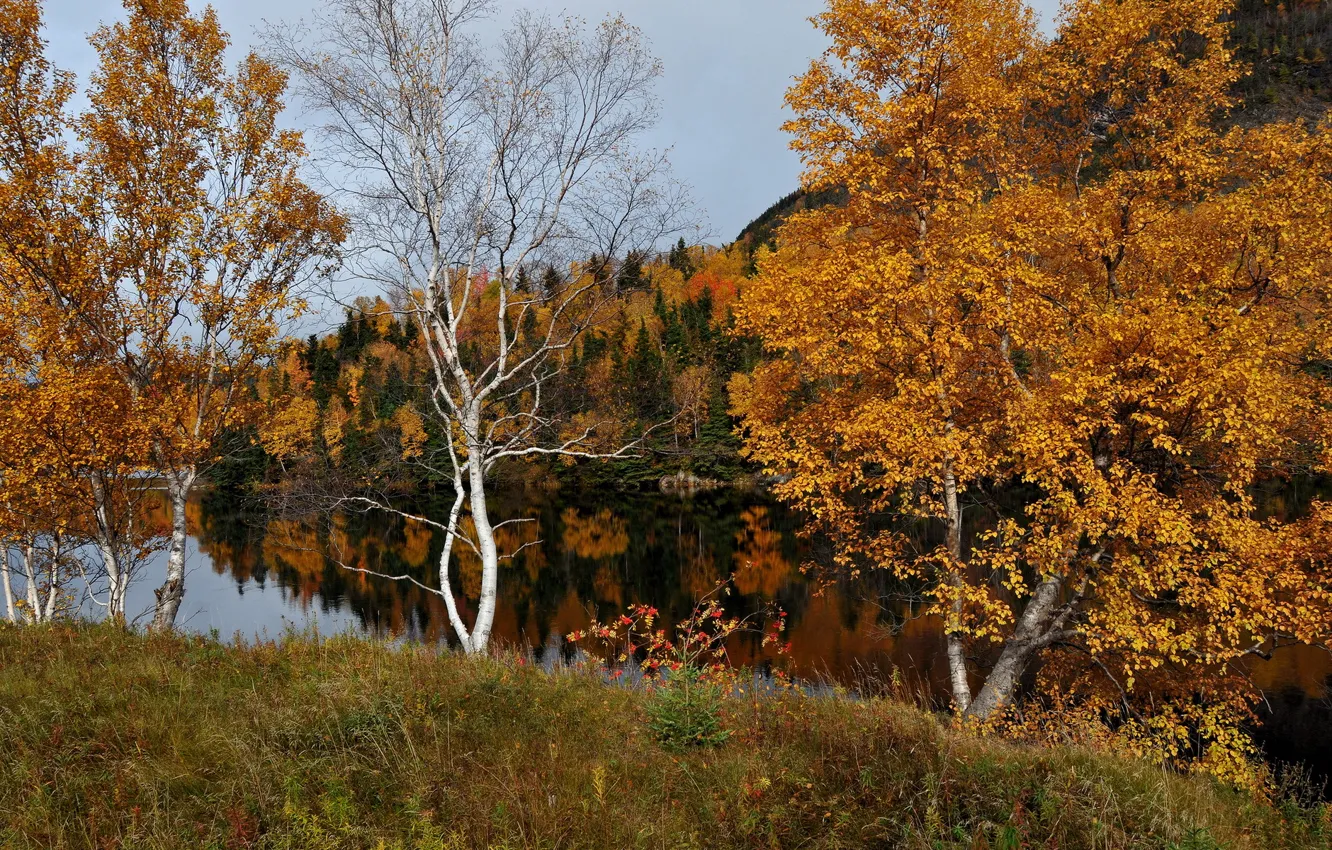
[0,623,1328,849]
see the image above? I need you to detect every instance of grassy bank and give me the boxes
[0,625,1327,849]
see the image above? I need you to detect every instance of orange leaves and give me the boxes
[788,0,1040,206]
[67,0,345,475]
[1,0,344,466]
[737,0,1332,781]
[0,0,342,623]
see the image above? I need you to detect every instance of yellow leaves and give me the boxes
[788,0,1040,209]
[0,0,344,569]
[738,0,1332,779]
[260,395,319,460]
[322,398,349,462]
[343,365,364,408]
[392,402,428,460]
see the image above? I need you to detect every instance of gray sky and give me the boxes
[41,0,1060,244]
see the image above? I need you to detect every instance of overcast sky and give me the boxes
[41,0,1061,244]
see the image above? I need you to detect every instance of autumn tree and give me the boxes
[0,0,345,626]
[0,0,164,621]
[733,0,1332,779]
[267,0,689,653]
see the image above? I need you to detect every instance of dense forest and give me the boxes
[218,0,1332,497]
[218,242,764,492]
[244,0,1332,498]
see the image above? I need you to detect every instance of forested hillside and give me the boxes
[209,0,1332,499]
[221,243,762,491]
[1232,0,1332,121]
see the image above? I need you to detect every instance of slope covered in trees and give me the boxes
[235,244,762,492]
[1231,0,1332,122]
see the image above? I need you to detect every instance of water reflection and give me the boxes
[179,490,950,688]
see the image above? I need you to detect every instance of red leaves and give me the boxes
[564,578,789,686]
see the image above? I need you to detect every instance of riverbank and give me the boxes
[1,625,1327,849]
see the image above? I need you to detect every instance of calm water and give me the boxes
[118,487,1331,785]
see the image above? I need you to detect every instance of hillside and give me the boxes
[2,624,1329,849]
[1231,0,1332,124]
[213,246,764,492]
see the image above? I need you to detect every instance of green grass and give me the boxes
[0,624,1327,849]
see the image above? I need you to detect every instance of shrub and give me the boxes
[645,664,730,751]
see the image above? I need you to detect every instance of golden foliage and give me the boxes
[0,0,343,616]
[260,396,320,460]
[392,403,429,460]
[734,0,1332,783]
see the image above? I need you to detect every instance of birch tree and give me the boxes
[733,0,1332,781]
[0,0,346,627]
[267,0,690,654]
[0,0,162,622]
[79,0,346,629]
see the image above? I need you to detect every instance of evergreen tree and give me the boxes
[541,264,563,296]
[624,320,668,420]
[668,236,696,278]
[616,251,645,291]
[380,363,407,418]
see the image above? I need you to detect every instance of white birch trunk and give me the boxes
[43,565,58,621]
[90,476,129,621]
[965,575,1065,719]
[1,549,15,623]
[102,537,128,622]
[437,482,474,653]
[465,444,499,654]
[22,544,40,624]
[942,455,973,713]
[152,468,196,630]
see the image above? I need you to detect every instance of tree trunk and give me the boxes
[152,468,196,630]
[2,549,16,623]
[33,533,62,623]
[91,476,129,622]
[942,457,972,713]
[964,574,1064,720]
[465,447,499,654]
[101,537,128,622]
[437,482,474,652]
[22,544,40,624]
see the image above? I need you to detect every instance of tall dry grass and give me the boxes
[0,623,1327,849]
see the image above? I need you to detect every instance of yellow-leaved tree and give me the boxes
[0,0,346,626]
[0,0,165,621]
[732,0,1332,781]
